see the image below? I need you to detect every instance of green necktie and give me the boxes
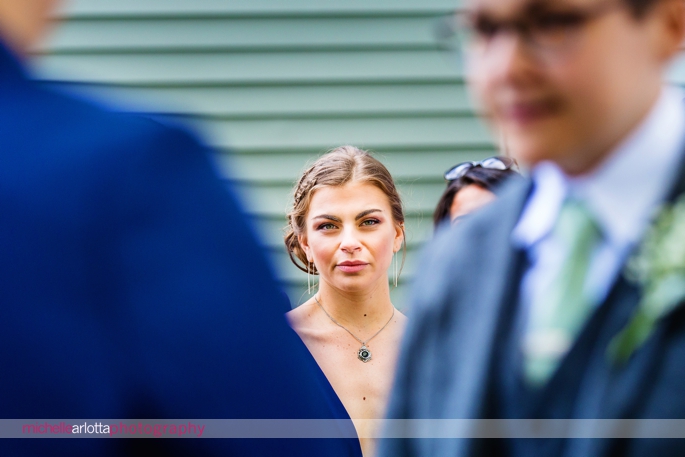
[523,199,601,387]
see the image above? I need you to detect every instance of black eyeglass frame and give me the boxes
[444,156,517,182]
[439,0,627,62]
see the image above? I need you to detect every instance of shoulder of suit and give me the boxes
[32,81,206,159]
[430,175,531,263]
[404,176,530,321]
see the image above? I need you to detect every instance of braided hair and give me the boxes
[284,146,406,275]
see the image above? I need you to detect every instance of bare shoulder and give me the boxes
[389,309,408,340]
[394,309,408,323]
[392,308,408,329]
[286,300,318,333]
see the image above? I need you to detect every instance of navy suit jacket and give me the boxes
[0,41,360,456]
[379,151,685,457]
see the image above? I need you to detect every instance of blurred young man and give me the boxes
[381,0,685,455]
[0,1,360,456]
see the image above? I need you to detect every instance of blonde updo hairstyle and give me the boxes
[284,146,406,278]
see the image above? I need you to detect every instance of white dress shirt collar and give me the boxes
[513,86,685,252]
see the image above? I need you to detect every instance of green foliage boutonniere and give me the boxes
[608,194,685,364]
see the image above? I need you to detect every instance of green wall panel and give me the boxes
[39,0,498,310]
[44,83,474,116]
[37,50,465,84]
[222,149,491,183]
[56,0,463,17]
[44,17,450,51]
[199,116,491,151]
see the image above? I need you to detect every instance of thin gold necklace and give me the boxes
[314,295,395,363]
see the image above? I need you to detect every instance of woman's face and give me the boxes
[299,181,403,293]
[449,184,496,223]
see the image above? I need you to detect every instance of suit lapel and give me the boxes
[567,144,685,457]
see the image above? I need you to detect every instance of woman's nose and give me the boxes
[339,228,362,253]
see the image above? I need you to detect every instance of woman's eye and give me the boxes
[317,223,337,230]
[360,219,380,227]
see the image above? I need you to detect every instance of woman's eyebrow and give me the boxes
[312,214,342,222]
[356,209,382,220]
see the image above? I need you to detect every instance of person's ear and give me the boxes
[393,223,405,253]
[649,0,685,63]
[298,234,311,261]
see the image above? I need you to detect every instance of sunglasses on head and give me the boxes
[444,156,517,182]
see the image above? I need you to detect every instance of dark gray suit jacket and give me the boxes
[379,155,685,457]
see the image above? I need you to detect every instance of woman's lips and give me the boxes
[337,261,368,273]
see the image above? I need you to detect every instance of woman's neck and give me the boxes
[315,278,394,332]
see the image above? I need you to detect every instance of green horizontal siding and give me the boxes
[39,0,497,310]
[46,83,475,118]
[221,149,488,183]
[55,0,464,17]
[37,50,466,85]
[197,116,491,151]
[43,17,449,52]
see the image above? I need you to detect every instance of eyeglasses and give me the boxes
[439,0,625,62]
[444,156,517,182]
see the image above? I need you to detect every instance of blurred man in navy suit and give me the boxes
[0,1,360,456]
[381,0,685,456]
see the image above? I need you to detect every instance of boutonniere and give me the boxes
[608,194,685,364]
